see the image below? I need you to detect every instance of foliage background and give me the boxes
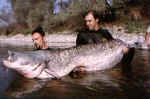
[0,0,150,35]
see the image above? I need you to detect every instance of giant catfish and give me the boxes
[3,39,128,79]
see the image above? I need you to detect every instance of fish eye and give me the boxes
[9,53,17,62]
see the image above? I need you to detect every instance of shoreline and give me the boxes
[0,26,146,48]
[0,33,77,48]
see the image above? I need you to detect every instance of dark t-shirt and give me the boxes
[33,47,54,51]
[76,28,114,46]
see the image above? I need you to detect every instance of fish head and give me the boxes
[3,50,32,68]
[3,50,45,78]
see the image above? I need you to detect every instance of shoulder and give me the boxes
[98,28,110,33]
[98,28,114,39]
[76,28,89,33]
[97,28,112,36]
[33,47,54,51]
[44,47,57,51]
[76,29,90,36]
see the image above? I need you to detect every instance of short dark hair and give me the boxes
[83,10,100,20]
[82,10,101,24]
[88,10,100,19]
[32,26,45,36]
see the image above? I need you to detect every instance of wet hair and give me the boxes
[88,10,100,20]
[82,10,101,24]
[83,10,100,20]
[32,26,45,37]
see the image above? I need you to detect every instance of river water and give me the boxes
[0,44,150,99]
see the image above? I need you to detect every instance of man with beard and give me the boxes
[32,26,49,50]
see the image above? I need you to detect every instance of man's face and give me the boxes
[85,13,99,30]
[32,32,45,49]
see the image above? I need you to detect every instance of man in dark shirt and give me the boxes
[74,10,134,73]
[76,10,133,54]
[76,29,114,45]
[76,10,114,46]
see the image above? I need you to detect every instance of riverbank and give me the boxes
[0,31,77,48]
[0,25,147,48]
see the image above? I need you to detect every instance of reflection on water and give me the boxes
[0,45,150,99]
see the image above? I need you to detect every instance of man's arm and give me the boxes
[102,29,114,40]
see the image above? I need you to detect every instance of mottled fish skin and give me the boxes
[3,39,126,79]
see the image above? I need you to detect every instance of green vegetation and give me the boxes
[0,0,150,36]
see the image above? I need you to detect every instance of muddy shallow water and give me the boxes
[0,44,150,99]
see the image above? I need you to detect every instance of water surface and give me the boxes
[0,45,150,99]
